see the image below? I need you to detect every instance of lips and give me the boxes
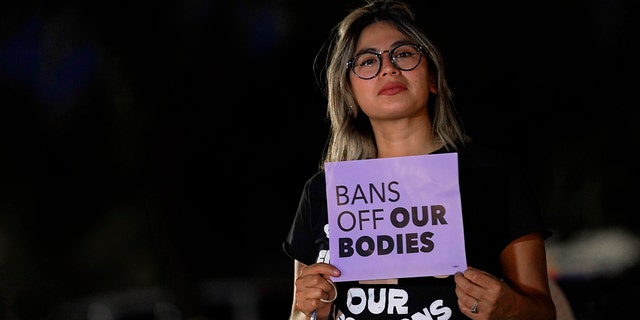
[378,82,406,95]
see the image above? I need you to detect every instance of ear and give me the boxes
[429,77,438,94]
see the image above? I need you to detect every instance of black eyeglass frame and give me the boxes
[346,44,424,80]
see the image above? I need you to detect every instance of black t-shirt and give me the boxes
[283,142,551,320]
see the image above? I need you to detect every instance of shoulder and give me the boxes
[298,170,329,207]
[454,141,524,170]
[304,170,326,191]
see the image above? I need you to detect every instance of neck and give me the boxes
[377,139,441,158]
[373,122,440,158]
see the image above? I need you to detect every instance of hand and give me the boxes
[454,267,515,319]
[294,262,341,318]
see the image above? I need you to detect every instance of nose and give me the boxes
[380,50,397,76]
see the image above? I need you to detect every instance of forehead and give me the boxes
[356,21,409,50]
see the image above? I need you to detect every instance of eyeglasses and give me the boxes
[347,44,423,80]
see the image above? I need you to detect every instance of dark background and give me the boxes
[1,0,639,319]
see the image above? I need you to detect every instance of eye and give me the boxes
[356,54,379,67]
[394,46,418,60]
[395,50,414,59]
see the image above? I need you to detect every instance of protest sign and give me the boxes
[324,153,467,281]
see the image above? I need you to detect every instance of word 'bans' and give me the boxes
[335,181,400,205]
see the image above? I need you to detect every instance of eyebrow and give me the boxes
[354,40,413,56]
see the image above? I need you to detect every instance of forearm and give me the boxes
[289,310,310,320]
[511,293,556,320]
[290,309,332,320]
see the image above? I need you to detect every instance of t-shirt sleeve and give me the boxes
[506,156,553,241]
[456,143,552,272]
[282,171,329,266]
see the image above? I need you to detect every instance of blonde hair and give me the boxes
[318,0,469,168]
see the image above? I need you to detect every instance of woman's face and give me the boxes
[349,21,436,122]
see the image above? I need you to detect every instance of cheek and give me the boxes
[413,68,434,95]
[413,64,433,91]
[350,77,373,103]
[410,72,432,104]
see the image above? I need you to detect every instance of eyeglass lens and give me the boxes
[350,44,421,79]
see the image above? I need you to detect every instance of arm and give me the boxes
[455,232,556,320]
[290,260,340,320]
[290,261,312,320]
[499,232,556,319]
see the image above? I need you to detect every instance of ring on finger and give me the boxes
[470,300,479,313]
[320,279,338,303]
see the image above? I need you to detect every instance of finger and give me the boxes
[297,273,336,299]
[300,262,341,278]
[454,271,475,291]
[295,278,329,313]
[470,299,479,314]
[310,276,337,300]
[320,279,338,303]
[454,273,475,301]
[464,267,501,288]
[454,271,483,304]
[456,296,479,316]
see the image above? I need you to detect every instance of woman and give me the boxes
[283,0,556,319]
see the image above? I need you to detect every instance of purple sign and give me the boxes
[324,153,467,282]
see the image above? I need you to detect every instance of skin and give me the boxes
[289,21,556,320]
[349,21,440,158]
[291,261,340,320]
